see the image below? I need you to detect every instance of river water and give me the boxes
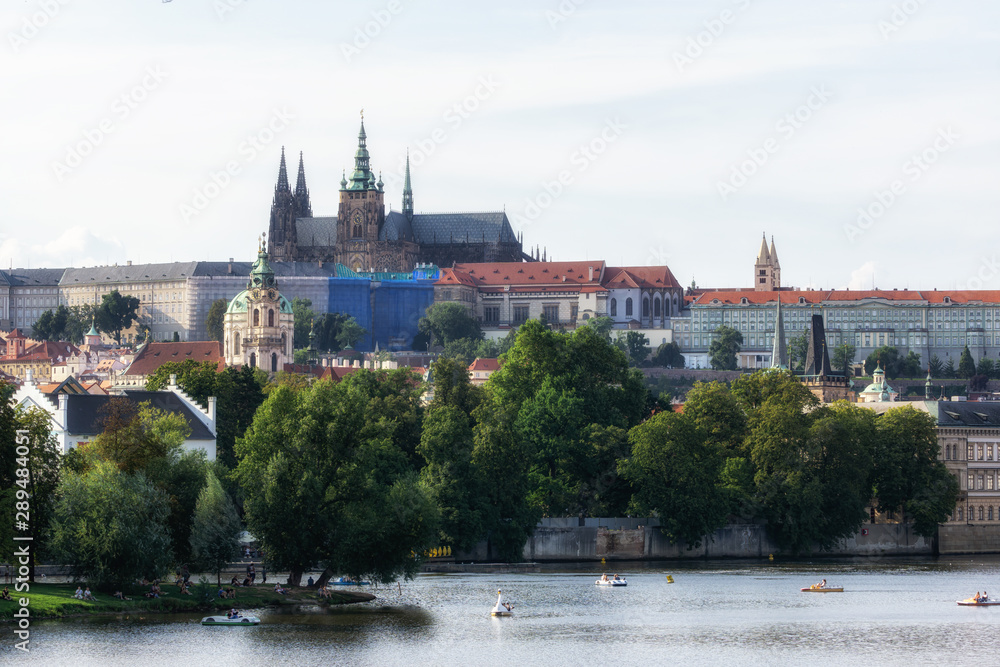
[6,558,1000,666]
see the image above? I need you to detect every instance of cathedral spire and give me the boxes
[293,151,312,218]
[769,235,780,268]
[402,149,414,219]
[349,113,374,190]
[275,146,290,193]
[756,232,770,264]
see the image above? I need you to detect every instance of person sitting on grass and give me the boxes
[242,576,251,587]
[274,583,287,595]
[112,590,131,601]
[231,576,240,587]
[73,586,84,599]
[1,586,12,601]
[225,588,236,599]
[83,587,96,601]
[178,581,191,595]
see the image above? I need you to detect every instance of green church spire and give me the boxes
[348,111,375,191]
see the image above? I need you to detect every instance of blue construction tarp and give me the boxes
[326,277,434,352]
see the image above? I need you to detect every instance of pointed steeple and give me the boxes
[275,146,290,193]
[756,233,770,264]
[402,149,414,219]
[293,151,312,218]
[769,235,780,268]
[770,294,788,369]
[349,112,375,190]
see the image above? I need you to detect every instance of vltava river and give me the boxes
[7,558,1000,666]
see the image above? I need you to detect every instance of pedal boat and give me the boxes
[491,589,513,616]
[958,597,1000,606]
[596,578,627,586]
[201,613,260,625]
[801,585,843,592]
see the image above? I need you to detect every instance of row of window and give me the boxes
[968,472,1000,491]
[944,444,1000,461]
[954,506,998,522]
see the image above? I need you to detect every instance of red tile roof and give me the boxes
[604,266,682,290]
[125,341,224,377]
[469,357,501,372]
[692,289,1000,306]
[441,261,607,290]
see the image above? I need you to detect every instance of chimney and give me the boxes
[126,260,132,266]
[207,396,216,426]
[589,266,594,281]
[228,259,234,274]
[169,373,177,389]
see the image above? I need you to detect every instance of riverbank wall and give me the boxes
[455,519,934,562]
[938,524,1000,554]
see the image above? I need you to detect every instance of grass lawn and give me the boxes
[0,581,373,621]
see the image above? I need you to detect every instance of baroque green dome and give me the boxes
[226,290,293,315]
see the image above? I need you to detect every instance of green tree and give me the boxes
[788,327,809,371]
[899,351,923,378]
[652,341,685,368]
[621,411,728,548]
[870,406,959,536]
[929,354,944,377]
[66,305,96,344]
[205,298,227,344]
[943,358,956,379]
[958,346,977,379]
[584,316,614,341]
[50,460,173,590]
[618,331,650,367]
[336,317,367,350]
[418,302,483,348]
[235,376,438,586]
[977,357,995,379]
[708,325,742,371]
[190,470,242,586]
[831,343,856,376]
[94,290,140,346]
[291,297,315,349]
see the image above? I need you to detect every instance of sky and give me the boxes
[2,0,998,291]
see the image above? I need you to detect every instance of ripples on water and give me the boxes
[7,558,1000,667]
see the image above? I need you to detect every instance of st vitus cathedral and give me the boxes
[266,116,528,272]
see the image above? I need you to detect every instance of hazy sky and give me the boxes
[2,1,998,291]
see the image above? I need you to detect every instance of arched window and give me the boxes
[233,333,240,355]
[253,309,260,327]
[990,506,994,521]
[958,506,964,521]
[979,506,985,521]
[642,297,650,318]
[249,352,256,368]
[353,223,362,238]
[268,309,274,327]
[281,332,287,354]
[610,298,617,317]
[625,298,633,317]
[271,352,278,372]
[653,297,661,317]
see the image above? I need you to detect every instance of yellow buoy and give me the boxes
[666,575,674,584]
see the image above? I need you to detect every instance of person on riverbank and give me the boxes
[249,563,256,584]
[1,586,11,601]
[83,588,96,601]
[73,586,84,599]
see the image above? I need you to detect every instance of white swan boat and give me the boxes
[491,589,513,616]
[201,613,260,626]
[596,577,627,586]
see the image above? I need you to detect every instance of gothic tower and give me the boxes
[402,149,414,220]
[267,147,296,261]
[337,115,386,272]
[754,233,781,291]
[293,151,312,219]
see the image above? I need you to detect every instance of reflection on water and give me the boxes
[7,558,1000,666]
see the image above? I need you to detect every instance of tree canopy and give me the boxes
[94,290,140,346]
[709,325,742,371]
[205,298,227,344]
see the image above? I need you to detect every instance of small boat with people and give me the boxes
[801,579,842,592]
[491,589,513,616]
[201,609,260,626]
[958,592,1000,606]
[596,573,627,587]
[329,576,371,586]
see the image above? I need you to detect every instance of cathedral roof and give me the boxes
[409,211,517,246]
[382,211,414,242]
[294,217,338,248]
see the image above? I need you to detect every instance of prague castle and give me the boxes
[266,117,527,272]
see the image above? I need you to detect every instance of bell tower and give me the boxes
[337,111,385,272]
